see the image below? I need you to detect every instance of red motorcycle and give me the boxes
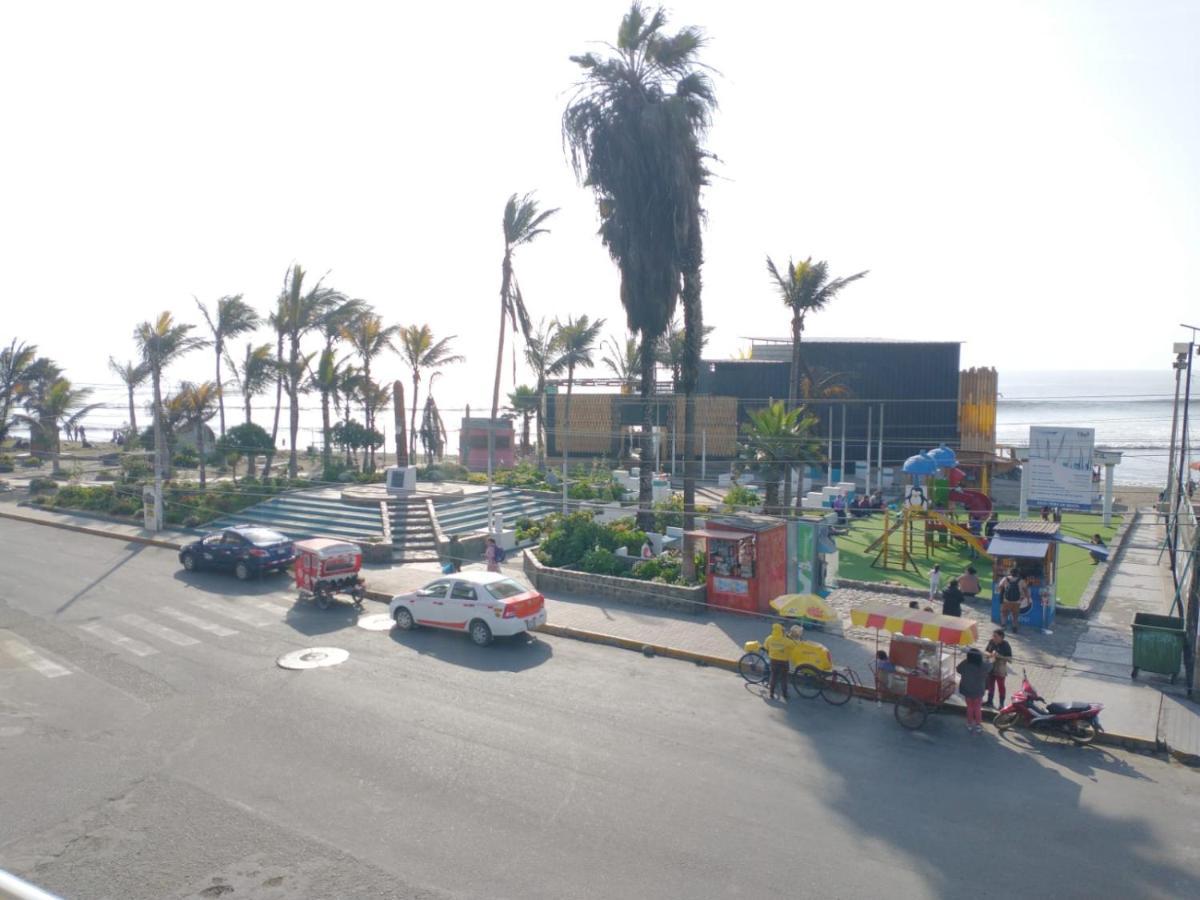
[993,670,1104,745]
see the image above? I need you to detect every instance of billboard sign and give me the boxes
[1027,426,1095,510]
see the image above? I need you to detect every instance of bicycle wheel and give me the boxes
[820,671,854,706]
[792,664,823,699]
[738,652,769,684]
[894,697,928,730]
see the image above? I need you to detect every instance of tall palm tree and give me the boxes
[227,342,275,425]
[308,348,347,473]
[275,264,343,478]
[655,316,714,391]
[177,381,219,488]
[134,312,207,482]
[0,339,36,444]
[16,376,102,475]
[342,312,400,470]
[399,325,464,461]
[194,294,260,440]
[766,255,866,510]
[564,1,715,527]
[523,318,566,471]
[314,298,370,470]
[737,401,823,514]
[552,315,605,466]
[108,357,149,439]
[262,299,287,478]
[602,334,641,394]
[492,194,557,472]
[507,385,539,454]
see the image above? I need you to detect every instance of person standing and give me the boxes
[984,629,1013,708]
[985,511,999,540]
[999,570,1023,633]
[941,577,964,618]
[446,534,463,573]
[957,647,992,734]
[928,564,942,603]
[763,623,796,702]
[958,566,981,599]
[1089,533,1107,564]
[484,537,501,573]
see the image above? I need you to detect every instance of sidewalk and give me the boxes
[1055,508,1200,761]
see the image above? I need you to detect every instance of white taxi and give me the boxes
[389,571,547,646]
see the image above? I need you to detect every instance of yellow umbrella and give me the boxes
[770,593,838,626]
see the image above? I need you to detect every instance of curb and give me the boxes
[0,509,185,552]
[534,623,740,672]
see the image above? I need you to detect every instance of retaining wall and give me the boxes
[522,550,705,615]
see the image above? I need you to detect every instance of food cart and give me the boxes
[687,515,788,615]
[293,538,366,610]
[849,603,979,729]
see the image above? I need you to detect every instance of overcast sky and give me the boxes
[3,0,1197,435]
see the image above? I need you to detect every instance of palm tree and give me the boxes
[0,340,37,444]
[275,265,343,478]
[419,388,448,464]
[524,318,566,470]
[507,385,539,453]
[308,348,348,473]
[194,294,260,440]
[492,194,557,472]
[108,357,149,439]
[262,299,287,478]
[602,334,641,394]
[134,313,208,482]
[552,315,605,467]
[227,342,275,425]
[738,401,823,514]
[342,312,400,470]
[399,325,463,462]
[314,298,370,470]
[177,381,219,488]
[655,316,714,391]
[16,377,102,475]
[564,2,715,527]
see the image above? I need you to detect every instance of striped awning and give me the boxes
[850,603,978,647]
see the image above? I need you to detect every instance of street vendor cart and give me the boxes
[849,603,978,729]
[293,538,366,610]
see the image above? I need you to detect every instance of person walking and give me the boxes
[999,570,1023,633]
[928,564,942,603]
[941,577,964,618]
[446,534,463,573]
[484,537,501,573]
[957,647,992,734]
[763,623,796,702]
[984,629,1013,709]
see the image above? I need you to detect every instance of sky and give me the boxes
[2,0,1199,441]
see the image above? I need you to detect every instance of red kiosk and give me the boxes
[688,515,788,614]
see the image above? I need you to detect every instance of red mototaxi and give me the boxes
[293,538,366,609]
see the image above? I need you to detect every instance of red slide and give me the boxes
[949,488,993,522]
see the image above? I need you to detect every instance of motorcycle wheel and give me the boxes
[992,711,1019,732]
[1068,720,1098,745]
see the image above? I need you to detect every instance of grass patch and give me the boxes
[833,510,1121,608]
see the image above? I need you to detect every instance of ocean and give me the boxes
[997,370,1198,488]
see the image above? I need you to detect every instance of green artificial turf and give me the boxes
[833,511,1121,608]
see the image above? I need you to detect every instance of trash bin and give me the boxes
[1130,612,1185,683]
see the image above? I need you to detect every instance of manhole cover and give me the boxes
[276,647,349,670]
[357,613,394,632]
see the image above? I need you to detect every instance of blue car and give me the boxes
[179,526,295,581]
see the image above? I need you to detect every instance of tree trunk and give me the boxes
[491,252,513,479]
[535,376,545,471]
[765,478,780,515]
[410,371,420,463]
[127,385,138,438]
[637,335,656,530]
[522,412,531,454]
[197,421,207,489]
[363,359,373,471]
[50,424,62,476]
[563,364,575,475]
[321,388,332,473]
[244,389,252,425]
[680,241,703,582]
[783,311,804,514]
[287,337,300,479]
[215,342,225,439]
[262,334,283,479]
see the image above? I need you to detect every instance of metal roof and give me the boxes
[987,537,1051,558]
[743,336,964,345]
[993,520,1060,537]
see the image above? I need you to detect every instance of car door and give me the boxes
[198,533,225,569]
[410,580,451,627]
[445,580,479,631]
[216,531,246,571]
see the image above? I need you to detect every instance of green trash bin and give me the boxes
[1131,612,1185,683]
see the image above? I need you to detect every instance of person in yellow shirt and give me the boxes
[763,623,796,701]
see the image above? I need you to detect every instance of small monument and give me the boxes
[385,465,418,496]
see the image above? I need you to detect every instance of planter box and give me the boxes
[522,549,705,616]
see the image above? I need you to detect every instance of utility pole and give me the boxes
[1179,324,1200,696]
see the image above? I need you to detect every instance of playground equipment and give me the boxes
[866,445,994,574]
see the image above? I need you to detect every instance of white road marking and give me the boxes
[246,598,291,618]
[157,607,238,637]
[189,596,274,628]
[2,639,72,678]
[119,614,200,647]
[79,623,158,657]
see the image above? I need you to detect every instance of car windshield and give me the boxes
[485,579,529,600]
[239,529,287,546]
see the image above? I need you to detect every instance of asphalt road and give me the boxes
[0,519,1198,900]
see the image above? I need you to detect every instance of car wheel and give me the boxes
[392,607,415,631]
[469,619,493,647]
[181,552,197,572]
[234,561,251,581]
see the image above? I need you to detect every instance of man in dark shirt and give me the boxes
[984,628,1014,708]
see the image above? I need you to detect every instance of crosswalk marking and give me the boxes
[79,623,158,657]
[2,639,72,678]
[119,614,200,647]
[158,607,238,637]
[246,598,291,617]
[189,596,274,628]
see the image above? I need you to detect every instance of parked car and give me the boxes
[179,526,295,581]
[389,571,547,646]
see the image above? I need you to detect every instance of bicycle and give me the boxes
[792,664,858,706]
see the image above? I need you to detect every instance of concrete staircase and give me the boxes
[208,490,383,543]
[434,487,560,536]
[390,501,440,563]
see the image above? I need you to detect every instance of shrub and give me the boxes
[29,477,59,493]
[651,494,684,532]
[20,456,41,468]
[0,455,13,473]
[578,547,626,577]
[172,446,199,469]
[723,484,760,512]
[119,453,151,482]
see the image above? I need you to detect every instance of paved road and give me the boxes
[0,520,1198,900]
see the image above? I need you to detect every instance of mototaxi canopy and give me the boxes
[850,602,979,647]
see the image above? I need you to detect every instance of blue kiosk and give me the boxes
[989,520,1061,630]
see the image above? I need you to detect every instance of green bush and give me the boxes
[28,477,58,493]
[578,547,626,577]
[535,511,648,568]
[416,461,472,482]
[723,484,760,512]
[172,446,199,469]
[20,456,41,468]
[119,453,151,482]
[652,494,684,532]
[0,455,13,473]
